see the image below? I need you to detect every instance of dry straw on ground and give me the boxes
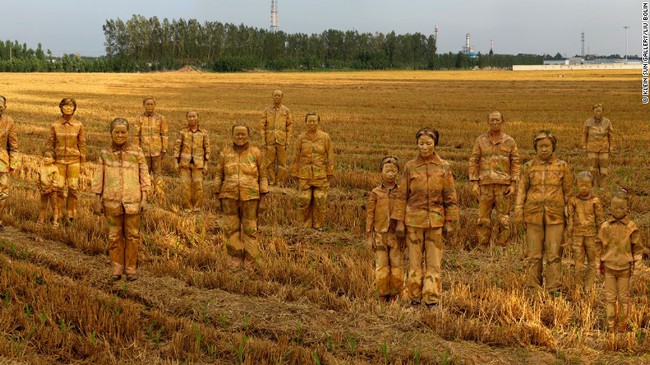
[0,70,648,364]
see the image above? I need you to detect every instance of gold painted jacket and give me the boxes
[49,117,86,164]
[582,117,613,153]
[290,130,334,180]
[468,132,520,185]
[515,157,573,225]
[91,143,152,215]
[214,144,269,201]
[133,113,169,157]
[173,127,211,169]
[391,154,459,228]
[567,195,605,237]
[261,105,292,146]
[366,182,399,233]
[597,217,639,271]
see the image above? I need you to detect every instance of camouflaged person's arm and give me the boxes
[91,152,105,196]
[160,115,169,154]
[213,150,225,196]
[203,131,211,163]
[581,122,589,149]
[366,189,377,234]
[78,123,87,163]
[468,137,481,183]
[137,147,152,195]
[325,134,334,178]
[562,162,574,206]
[260,108,268,146]
[172,131,183,166]
[594,198,605,230]
[48,123,56,157]
[510,141,521,184]
[7,120,17,170]
[514,163,529,221]
[285,108,292,148]
[256,148,269,195]
[290,136,301,178]
[442,165,460,222]
[607,119,614,152]
[566,198,575,236]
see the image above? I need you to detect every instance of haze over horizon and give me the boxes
[0,0,640,58]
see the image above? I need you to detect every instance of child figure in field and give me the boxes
[566,171,604,297]
[37,150,60,227]
[596,189,639,332]
[366,156,404,302]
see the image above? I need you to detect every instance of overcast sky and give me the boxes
[1,0,641,57]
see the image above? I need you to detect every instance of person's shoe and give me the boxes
[125,274,138,282]
[410,300,421,308]
[550,290,562,299]
[425,302,439,309]
[314,227,325,232]
[227,256,242,270]
[111,275,122,282]
[388,294,398,302]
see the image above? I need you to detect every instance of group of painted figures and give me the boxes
[367,106,637,333]
[0,93,637,332]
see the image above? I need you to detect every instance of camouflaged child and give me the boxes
[173,110,211,212]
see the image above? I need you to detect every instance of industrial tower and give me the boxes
[271,0,279,33]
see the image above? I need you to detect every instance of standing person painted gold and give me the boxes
[468,111,520,249]
[515,130,573,298]
[597,190,639,332]
[393,128,459,308]
[0,96,18,230]
[566,171,605,297]
[37,150,60,227]
[48,98,86,223]
[290,112,334,231]
[214,123,268,270]
[367,156,404,302]
[582,103,613,188]
[134,97,169,198]
[261,90,292,186]
[173,111,211,212]
[92,118,151,281]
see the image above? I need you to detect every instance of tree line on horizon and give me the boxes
[0,15,551,72]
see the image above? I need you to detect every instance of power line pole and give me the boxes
[271,0,279,33]
[623,25,630,63]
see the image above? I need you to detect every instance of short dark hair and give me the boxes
[186,110,199,118]
[231,121,250,135]
[612,189,630,203]
[110,118,129,133]
[142,96,156,104]
[576,171,594,184]
[592,103,604,110]
[304,112,320,123]
[488,111,504,122]
[533,130,557,152]
[416,127,439,146]
[43,149,55,158]
[380,156,400,172]
[59,98,77,113]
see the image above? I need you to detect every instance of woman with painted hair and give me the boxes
[393,127,459,308]
[514,130,573,298]
[48,98,86,223]
[92,118,151,281]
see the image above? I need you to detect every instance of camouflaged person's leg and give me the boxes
[179,167,192,210]
[107,213,126,276]
[598,152,610,188]
[123,214,141,276]
[240,199,260,269]
[265,144,279,186]
[422,227,443,306]
[107,213,141,277]
[55,162,80,221]
[616,269,631,331]
[604,267,631,331]
[525,224,545,289]
[572,236,587,293]
[190,166,204,210]
[406,227,425,304]
[476,185,496,249]
[38,193,49,224]
[374,231,404,299]
[276,144,288,186]
[311,178,330,230]
[222,198,244,269]
[0,172,8,229]
[297,179,315,228]
[386,231,404,297]
[587,152,600,188]
[373,231,391,297]
[147,155,166,200]
[493,184,511,246]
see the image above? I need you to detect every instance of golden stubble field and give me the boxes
[0,69,649,364]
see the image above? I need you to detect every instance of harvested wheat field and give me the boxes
[0,70,648,364]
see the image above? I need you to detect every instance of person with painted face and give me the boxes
[92,118,151,281]
[596,189,639,332]
[515,130,573,298]
[566,171,605,298]
[134,97,169,198]
[367,156,404,302]
[261,90,292,186]
[214,122,268,271]
[582,103,614,188]
[0,96,18,230]
[48,98,86,223]
[469,111,520,249]
[393,127,459,308]
[173,110,211,212]
[290,112,334,231]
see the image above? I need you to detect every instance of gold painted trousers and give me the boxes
[222,198,259,263]
[604,267,631,330]
[406,226,443,305]
[297,178,329,229]
[107,212,141,276]
[56,162,79,219]
[371,231,404,297]
[477,184,511,247]
[525,223,564,293]
[179,167,204,209]
[572,235,598,292]
[265,144,288,185]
